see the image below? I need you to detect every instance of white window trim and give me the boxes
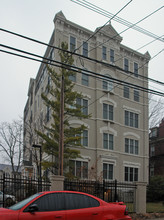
[123,161,141,168]
[69,120,90,129]
[100,126,117,136]
[123,105,141,114]
[123,132,140,139]
[100,97,117,108]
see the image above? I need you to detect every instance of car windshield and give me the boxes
[9,193,42,210]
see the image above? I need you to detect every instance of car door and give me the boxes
[19,210,66,220]
[19,193,66,220]
[65,193,102,220]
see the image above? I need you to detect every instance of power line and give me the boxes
[87,5,164,53]
[137,35,164,51]
[1,46,164,118]
[86,77,164,111]
[138,49,164,70]
[74,0,133,52]
[71,0,164,42]
[1,45,164,97]
[73,4,164,88]
[113,35,164,64]
[1,28,164,86]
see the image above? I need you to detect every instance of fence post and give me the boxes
[135,182,147,213]
[50,175,64,191]
[103,180,105,201]
[38,178,42,192]
[114,179,118,202]
[2,173,5,207]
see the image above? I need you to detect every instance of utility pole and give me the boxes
[59,74,64,176]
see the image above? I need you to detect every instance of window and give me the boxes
[124,58,129,72]
[72,129,88,147]
[46,75,51,94]
[69,66,76,82]
[70,36,76,52]
[30,110,33,123]
[134,62,138,77]
[65,193,99,210]
[70,160,88,179]
[48,48,54,63]
[46,106,50,122]
[125,138,139,155]
[103,133,114,150]
[82,72,89,86]
[103,163,113,180]
[110,49,114,63]
[150,128,158,138]
[125,110,139,128]
[83,42,88,57]
[102,74,114,92]
[103,104,113,121]
[134,89,139,102]
[150,145,155,157]
[102,46,107,60]
[150,165,154,177]
[81,130,88,147]
[77,98,88,115]
[125,167,138,182]
[69,74,76,82]
[124,86,130,98]
[28,193,65,211]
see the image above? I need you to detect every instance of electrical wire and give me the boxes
[1,29,164,86]
[71,0,164,42]
[74,0,133,52]
[68,4,164,86]
[137,35,164,51]
[87,5,164,53]
[1,46,164,121]
[0,45,164,97]
[113,35,164,64]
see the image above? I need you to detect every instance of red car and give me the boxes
[0,191,132,220]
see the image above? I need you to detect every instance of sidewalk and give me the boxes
[130,213,164,220]
[148,219,164,220]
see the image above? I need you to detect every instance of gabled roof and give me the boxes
[144,51,151,60]
[54,10,66,23]
[95,23,122,42]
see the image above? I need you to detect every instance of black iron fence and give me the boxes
[0,173,51,208]
[0,173,136,212]
[64,179,137,212]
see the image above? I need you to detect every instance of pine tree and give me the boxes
[37,42,90,177]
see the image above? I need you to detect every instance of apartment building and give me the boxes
[23,11,150,182]
[149,118,164,177]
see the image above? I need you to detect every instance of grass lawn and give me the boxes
[125,203,135,213]
[147,202,164,213]
[125,202,164,213]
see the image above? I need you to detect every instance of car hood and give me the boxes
[0,207,16,213]
[0,208,19,220]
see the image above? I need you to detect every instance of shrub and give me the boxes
[147,176,164,202]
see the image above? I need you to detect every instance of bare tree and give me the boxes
[23,118,42,178]
[0,120,23,173]
[149,95,164,129]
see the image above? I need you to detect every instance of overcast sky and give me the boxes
[0,0,164,124]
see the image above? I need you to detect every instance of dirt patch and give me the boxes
[130,213,164,220]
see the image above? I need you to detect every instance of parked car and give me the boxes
[0,191,132,220]
[0,191,16,207]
